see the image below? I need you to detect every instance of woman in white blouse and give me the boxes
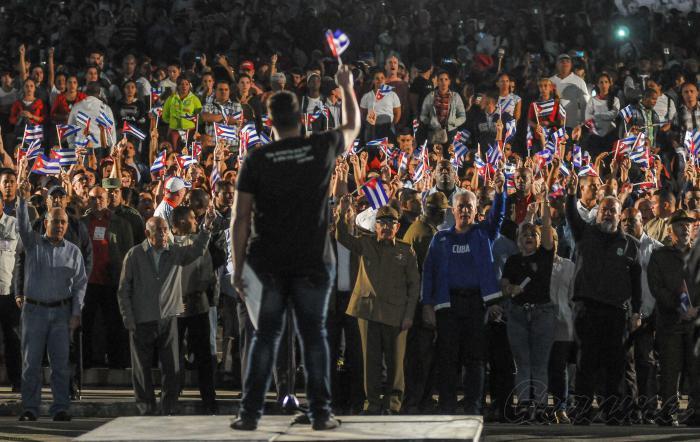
[584,73,620,155]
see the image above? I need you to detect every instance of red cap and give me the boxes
[240,60,255,71]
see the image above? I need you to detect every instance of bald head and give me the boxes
[88,186,109,212]
[45,207,69,243]
[146,216,170,249]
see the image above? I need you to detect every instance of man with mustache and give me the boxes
[565,174,642,425]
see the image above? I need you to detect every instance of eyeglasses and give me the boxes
[376,219,397,227]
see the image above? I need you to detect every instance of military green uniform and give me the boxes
[403,216,436,274]
[645,216,671,245]
[336,208,420,413]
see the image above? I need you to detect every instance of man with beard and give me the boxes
[648,210,700,426]
[424,160,464,230]
[566,175,642,425]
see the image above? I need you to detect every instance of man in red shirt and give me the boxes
[81,186,134,368]
[506,168,535,224]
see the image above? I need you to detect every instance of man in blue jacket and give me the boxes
[421,172,506,415]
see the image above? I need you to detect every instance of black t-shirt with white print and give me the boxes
[236,130,344,276]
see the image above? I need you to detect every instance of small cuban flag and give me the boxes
[25,138,43,160]
[325,29,350,59]
[31,154,61,175]
[619,105,633,123]
[122,121,146,141]
[150,150,167,174]
[24,124,44,142]
[57,124,80,140]
[374,84,394,101]
[361,177,390,209]
[214,122,238,142]
[572,145,582,169]
[55,148,78,166]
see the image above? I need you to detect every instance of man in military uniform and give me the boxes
[647,209,700,426]
[336,199,420,415]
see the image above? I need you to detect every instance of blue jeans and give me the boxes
[21,302,72,416]
[239,267,333,422]
[507,303,556,406]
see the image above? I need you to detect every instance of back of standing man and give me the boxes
[230,65,361,431]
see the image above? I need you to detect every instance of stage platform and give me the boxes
[75,415,483,441]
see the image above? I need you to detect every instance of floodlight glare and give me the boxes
[615,25,630,40]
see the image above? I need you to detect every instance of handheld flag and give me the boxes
[214,122,238,142]
[534,99,555,117]
[486,144,502,166]
[122,121,146,141]
[150,150,167,174]
[24,125,44,142]
[25,138,42,160]
[151,87,163,104]
[30,154,61,175]
[361,177,390,209]
[56,124,80,140]
[504,120,516,143]
[572,145,582,168]
[374,84,394,101]
[619,105,633,123]
[325,29,350,60]
[55,148,78,166]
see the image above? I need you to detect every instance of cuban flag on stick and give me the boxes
[486,144,502,166]
[360,177,390,209]
[325,29,350,63]
[151,87,163,106]
[214,122,238,143]
[534,99,555,117]
[25,138,43,160]
[572,144,582,168]
[374,84,394,101]
[31,154,61,175]
[56,124,80,140]
[55,148,78,166]
[685,130,700,157]
[150,150,167,174]
[24,125,44,143]
[619,105,633,123]
[122,121,146,141]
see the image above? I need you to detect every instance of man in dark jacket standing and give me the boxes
[565,174,642,425]
[648,209,699,426]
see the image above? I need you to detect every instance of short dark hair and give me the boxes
[214,180,235,194]
[654,188,676,206]
[267,91,300,131]
[85,81,102,97]
[0,168,16,178]
[172,205,193,225]
[642,88,658,100]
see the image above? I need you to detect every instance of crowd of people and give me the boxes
[0,0,699,430]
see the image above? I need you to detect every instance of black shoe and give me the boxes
[19,411,37,421]
[231,416,258,431]
[292,413,311,425]
[312,416,341,431]
[53,411,71,421]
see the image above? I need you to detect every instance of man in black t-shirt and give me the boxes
[230,65,361,432]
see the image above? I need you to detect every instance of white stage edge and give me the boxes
[75,415,483,441]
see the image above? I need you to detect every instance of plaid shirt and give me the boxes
[677,103,700,132]
[202,99,242,137]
